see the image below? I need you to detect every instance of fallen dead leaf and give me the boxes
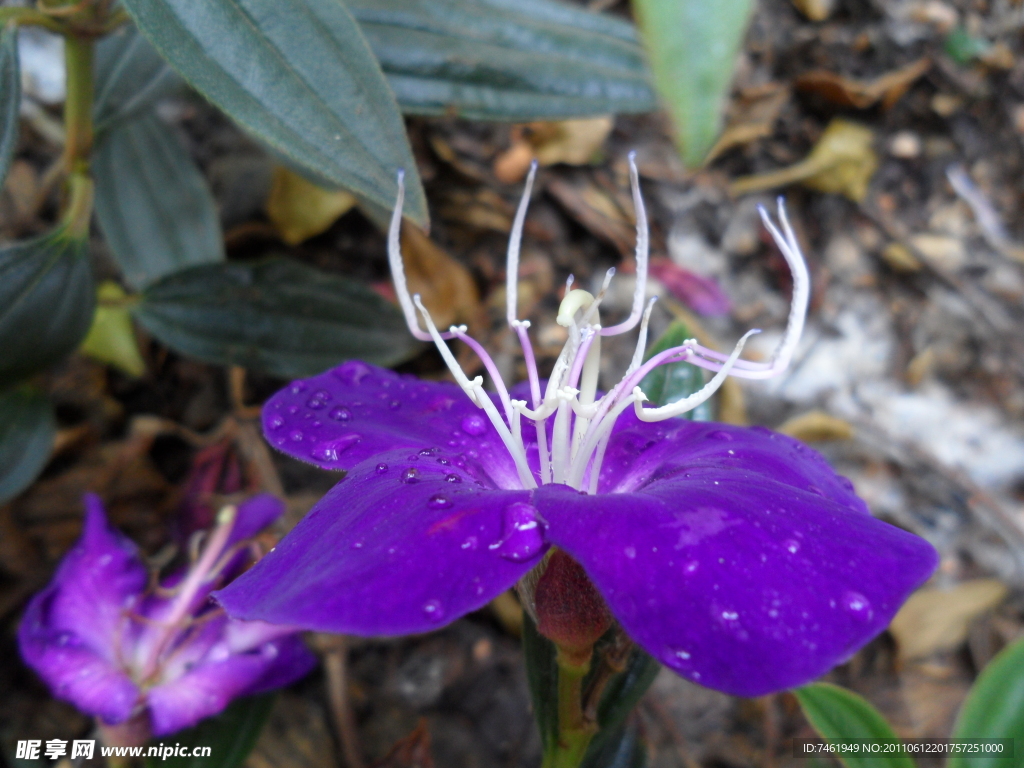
[706,84,790,162]
[370,721,433,768]
[546,175,636,256]
[791,0,836,19]
[494,117,614,183]
[729,119,878,202]
[265,166,357,245]
[400,224,483,334]
[881,242,922,272]
[777,410,854,442]
[795,58,931,110]
[889,579,1008,661]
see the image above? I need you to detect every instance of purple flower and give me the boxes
[216,157,937,697]
[19,493,316,737]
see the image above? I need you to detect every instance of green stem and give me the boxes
[61,171,94,237]
[0,8,65,33]
[542,651,597,768]
[62,33,94,173]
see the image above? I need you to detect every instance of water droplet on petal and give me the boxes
[839,476,855,491]
[290,381,309,394]
[461,536,478,550]
[624,546,636,559]
[268,415,285,430]
[334,360,372,384]
[422,599,445,622]
[707,430,734,441]
[461,414,487,436]
[489,502,545,562]
[351,540,364,549]
[673,648,691,660]
[289,430,304,442]
[784,539,800,554]
[310,434,361,462]
[419,447,436,456]
[444,473,462,484]
[329,406,352,422]
[389,400,401,410]
[428,494,452,509]
[436,457,450,465]
[402,467,419,483]
[307,397,326,410]
[376,463,389,474]
[842,591,872,619]
[684,560,699,573]
[807,484,825,496]
[721,610,739,621]
[315,389,331,401]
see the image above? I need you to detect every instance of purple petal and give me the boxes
[536,474,937,697]
[648,258,731,317]
[146,637,315,736]
[215,449,541,634]
[597,420,868,514]
[21,495,148,663]
[226,493,285,549]
[262,361,520,488]
[19,594,140,724]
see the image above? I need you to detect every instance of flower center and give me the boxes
[388,154,810,493]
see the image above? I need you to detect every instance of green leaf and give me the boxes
[119,0,428,226]
[794,683,915,768]
[632,0,753,167]
[135,258,419,377]
[349,0,656,121]
[582,646,660,767]
[0,385,55,503]
[94,23,180,134]
[639,319,712,421]
[582,723,647,768]
[94,111,224,289]
[0,229,95,388]
[523,613,660,765]
[523,613,561,753]
[949,636,1024,767]
[145,692,276,768]
[0,24,19,189]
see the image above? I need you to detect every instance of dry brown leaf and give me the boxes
[796,58,931,110]
[493,117,614,183]
[400,224,483,333]
[546,175,636,256]
[881,242,922,272]
[777,410,854,442]
[706,84,790,162]
[890,579,1008,661]
[371,721,434,768]
[729,119,878,202]
[265,166,356,245]
[791,0,836,20]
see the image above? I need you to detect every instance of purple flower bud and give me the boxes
[19,494,315,738]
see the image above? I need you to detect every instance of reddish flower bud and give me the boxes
[534,550,612,666]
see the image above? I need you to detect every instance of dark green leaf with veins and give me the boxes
[119,0,428,225]
[135,259,419,378]
[0,229,95,388]
[349,0,656,120]
[0,25,20,189]
[0,386,55,503]
[93,24,180,135]
[94,112,224,289]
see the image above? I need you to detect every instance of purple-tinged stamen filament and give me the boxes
[386,155,811,492]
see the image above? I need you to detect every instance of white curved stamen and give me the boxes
[633,330,759,421]
[412,295,536,489]
[388,171,454,342]
[601,151,648,336]
[387,159,810,493]
[507,161,538,327]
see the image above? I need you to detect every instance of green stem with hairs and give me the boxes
[542,649,598,768]
[0,7,65,33]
